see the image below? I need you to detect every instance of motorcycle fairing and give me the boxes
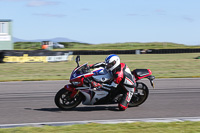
[70,63,94,86]
[80,89,109,105]
[70,73,94,87]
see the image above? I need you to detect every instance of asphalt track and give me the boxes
[0,78,200,125]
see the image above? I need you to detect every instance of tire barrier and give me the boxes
[72,50,136,55]
[72,49,200,55]
[0,51,4,63]
[146,49,200,54]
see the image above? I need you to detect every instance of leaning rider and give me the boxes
[88,54,136,111]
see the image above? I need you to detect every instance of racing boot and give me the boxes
[118,91,133,111]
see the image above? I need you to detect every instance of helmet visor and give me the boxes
[106,61,116,70]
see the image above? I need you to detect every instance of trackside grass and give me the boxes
[0,122,200,132]
[0,53,200,81]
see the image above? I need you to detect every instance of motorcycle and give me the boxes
[55,55,155,110]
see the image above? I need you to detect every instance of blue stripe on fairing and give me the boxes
[105,54,118,63]
[93,69,104,75]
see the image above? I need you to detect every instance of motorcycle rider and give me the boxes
[88,54,136,111]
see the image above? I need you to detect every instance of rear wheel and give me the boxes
[54,88,83,110]
[129,82,149,107]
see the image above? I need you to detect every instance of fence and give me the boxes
[0,48,200,63]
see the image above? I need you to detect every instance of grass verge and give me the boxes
[0,53,200,81]
[1,121,200,132]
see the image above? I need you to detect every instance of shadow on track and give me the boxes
[25,106,120,112]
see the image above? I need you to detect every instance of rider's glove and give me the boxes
[91,81,102,89]
[89,62,106,69]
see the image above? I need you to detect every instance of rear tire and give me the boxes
[128,82,149,107]
[54,88,83,110]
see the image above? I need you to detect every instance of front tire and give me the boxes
[54,88,83,110]
[129,82,149,107]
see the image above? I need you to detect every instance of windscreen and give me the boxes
[70,64,90,80]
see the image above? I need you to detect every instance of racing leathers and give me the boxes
[89,62,136,111]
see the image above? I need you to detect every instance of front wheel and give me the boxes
[54,88,83,110]
[129,82,149,107]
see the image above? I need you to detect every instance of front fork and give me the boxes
[64,84,79,98]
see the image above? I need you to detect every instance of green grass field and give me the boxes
[1,122,200,133]
[0,53,200,81]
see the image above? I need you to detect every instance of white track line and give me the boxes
[1,117,200,128]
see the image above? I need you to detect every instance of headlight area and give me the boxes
[71,82,81,86]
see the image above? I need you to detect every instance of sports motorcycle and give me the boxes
[55,55,155,110]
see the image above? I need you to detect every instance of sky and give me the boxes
[0,0,200,45]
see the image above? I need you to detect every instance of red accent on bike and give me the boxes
[84,73,94,78]
[70,77,84,86]
[125,77,134,85]
[64,84,78,98]
[89,64,94,68]
[132,69,152,81]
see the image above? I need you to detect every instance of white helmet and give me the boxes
[105,54,120,71]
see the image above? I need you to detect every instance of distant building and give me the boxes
[41,41,64,50]
[0,19,13,50]
[41,41,53,50]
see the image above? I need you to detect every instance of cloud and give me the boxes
[127,13,138,16]
[27,0,60,7]
[155,9,166,15]
[182,16,194,23]
[0,0,60,6]
[81,8,90,11]
[155,9,165,13]
[127,13,149,17]
[0,0,24,1]
[33,13,66,18]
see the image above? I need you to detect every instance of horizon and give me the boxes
[13,37,200,46]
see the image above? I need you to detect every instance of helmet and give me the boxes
[105,54,120,71]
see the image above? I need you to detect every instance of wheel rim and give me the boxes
[129,82,148,106]
[131,88,147,104]
[59,91,79,108]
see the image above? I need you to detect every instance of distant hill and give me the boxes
[13,37,77,43]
